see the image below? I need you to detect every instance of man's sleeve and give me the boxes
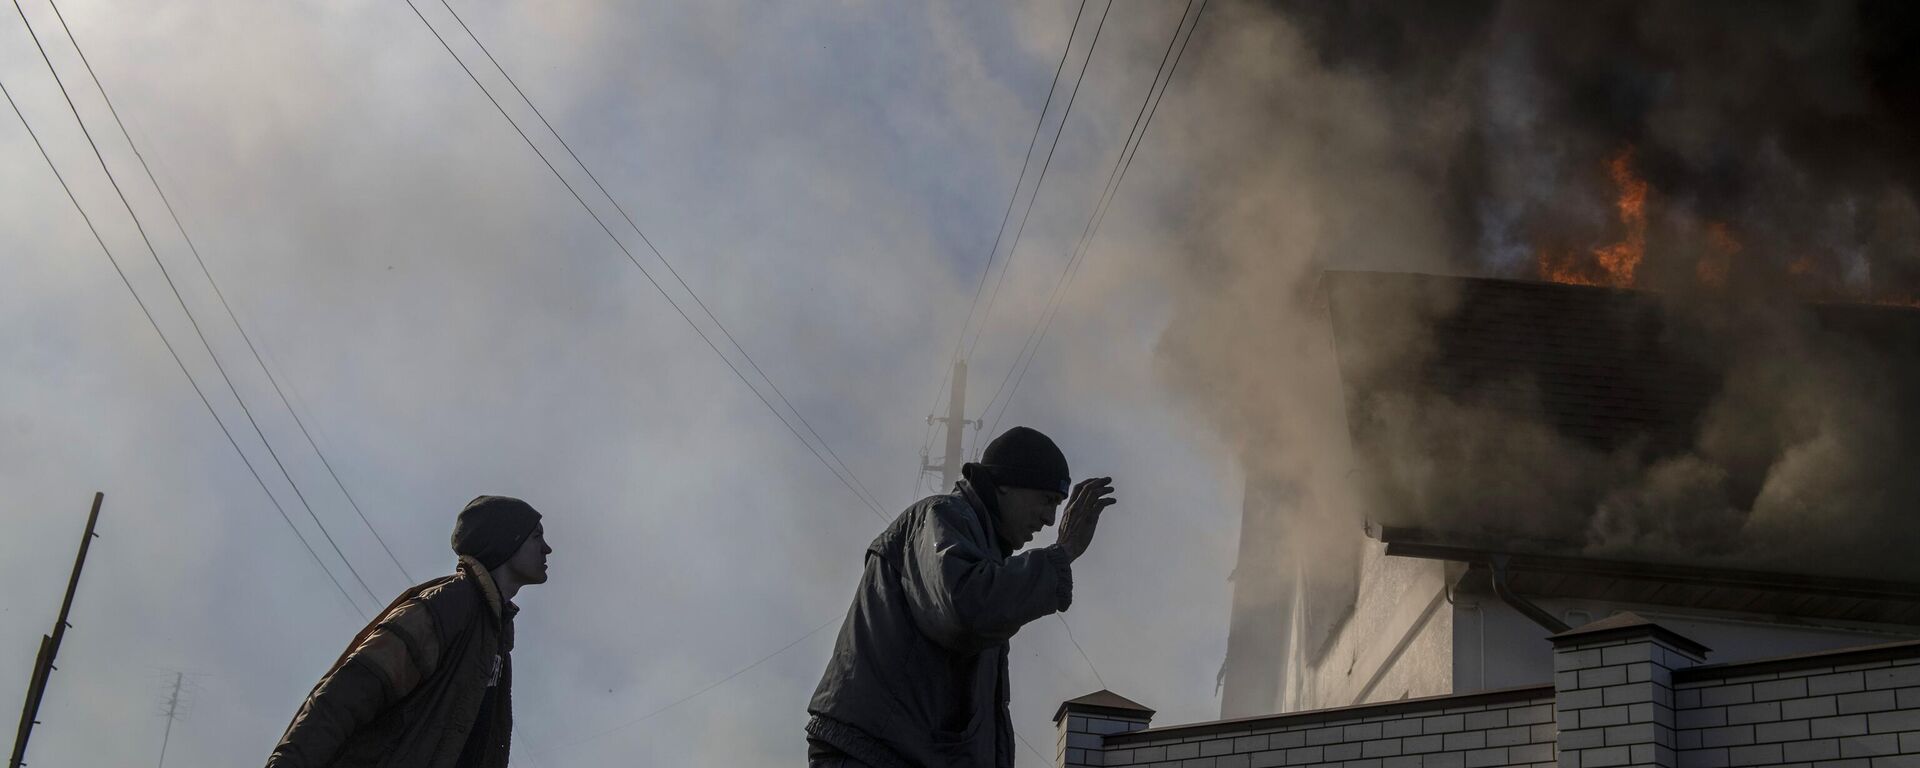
[264,597,447,767]
[899,501,1073,654]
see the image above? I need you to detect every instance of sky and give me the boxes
[0,1,1245,765]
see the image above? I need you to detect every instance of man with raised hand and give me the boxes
[807,425,1117,767]
[266,495,551,768]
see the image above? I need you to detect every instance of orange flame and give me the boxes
[1536,147,1647,287]
[1538,249,1603,286]
[1594,149,1648,283]
[1528,147,1920,309]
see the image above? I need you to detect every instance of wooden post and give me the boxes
[9,492,103,768]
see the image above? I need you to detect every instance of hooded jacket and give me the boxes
[807,480,1073,767]
[266,556,516,768]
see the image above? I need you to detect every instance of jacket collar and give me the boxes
[458,555,508,619]
[955,480,1013,560]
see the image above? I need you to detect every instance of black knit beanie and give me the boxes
[451,495,542,570]
[973,426,1070,495]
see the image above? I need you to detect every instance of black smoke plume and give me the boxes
[1151,0,1920,580]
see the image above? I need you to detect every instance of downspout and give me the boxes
[1444,585,1487,691]
[1487,555,1569,634]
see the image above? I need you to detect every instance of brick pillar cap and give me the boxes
[1054,689,1154,724]
[1550,611,1710,657]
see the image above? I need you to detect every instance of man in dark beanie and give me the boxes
[807,426,1117,767]
[266,495,552,768]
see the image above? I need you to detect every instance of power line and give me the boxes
[1057,613,1107,689]
[980,0,1198,427]
[983,0,1209,437]
[971,0,1210,693]
[429,0,889,521]
[0,72,362,619]
[915,0,1093,494]
[1014,728,1052,766]
[39,0,417,587]
[914,0,1197,708]
[398,0,889,521]
[1106,0,1207,226]
[962,0,1114,365]
[9,0,384,610]
[918,0,1110,487]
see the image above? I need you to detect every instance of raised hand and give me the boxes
[1055,477,1116,562]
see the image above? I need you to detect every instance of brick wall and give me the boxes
[1058,685,1556,768]
[1062,615,1920,768]
[1057,692,1156,768]
[1550,613,1710,768]
[1672,642,1920,768]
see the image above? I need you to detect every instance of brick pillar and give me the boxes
[1551,612,1711,768]
[1054,690,1154,768]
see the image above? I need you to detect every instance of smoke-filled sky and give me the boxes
[9,0,1920,765]
[2,1,1242,765]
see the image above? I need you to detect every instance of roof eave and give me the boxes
[1369,523,1920,602]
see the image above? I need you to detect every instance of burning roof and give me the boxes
[1321,270,1920,581]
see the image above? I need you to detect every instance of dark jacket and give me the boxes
[807,481,1073,768]
[267,556,517,768]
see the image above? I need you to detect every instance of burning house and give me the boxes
[1056,2,1920,766]
[1051,271,1920,768]
[1220,269,1920,717]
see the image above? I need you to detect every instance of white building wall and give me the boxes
[1283,540,1454,711]
[1228,537,1920,717]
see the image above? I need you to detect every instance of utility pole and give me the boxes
[923,359,980,490]
[10,492,104,768]
[156,672,182,768]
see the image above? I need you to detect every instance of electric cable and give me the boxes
[1015,729,1051,766]
[962,0,1114,365]
[1057,612,1107,689]
[398,0,890,521]
[974,0,1212,691]
[981,0,1199,428]
[0,72,364,619]
[40,0,417,585]
[432,0,887,521]
[9,0,385,609]
[983,0,1208,437]
[914,0,1092,492]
